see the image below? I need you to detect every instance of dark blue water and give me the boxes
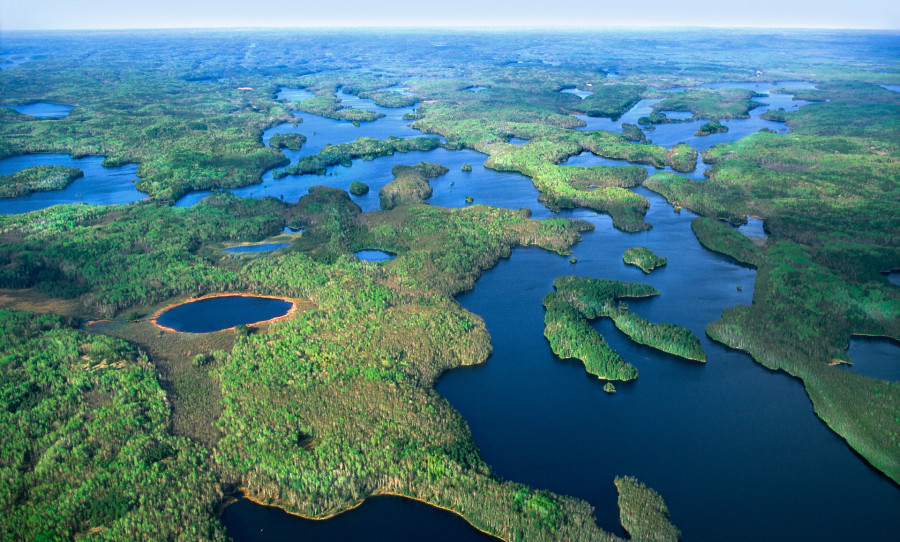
[155,295,292,333]
[223,243,290,253]
[355,250,395,262]
[842,336,900,382]
[222,494,498,542]
[0,154,145,214]
[4,102,74,117]
[436,189,900,542]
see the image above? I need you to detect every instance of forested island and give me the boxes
[0,28,897,542]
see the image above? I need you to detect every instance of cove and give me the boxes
[0,153,145,214]
[841,336,900,382]
[154,295,293,333]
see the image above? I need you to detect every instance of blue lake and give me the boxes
[355,250,396,262]
[5,102,74,117]
[155,295,293,333]
[0,154,145,214]
[223,243,290,253]
[435,189,900,542]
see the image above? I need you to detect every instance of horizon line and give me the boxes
[2,24,899,32]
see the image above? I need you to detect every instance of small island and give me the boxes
[379,162,447,210]
[621,122,646,142]
[623,246,667,273]
[546,276,706,365]
[0,166,83,198]
[348,180,369,195]
[694,120,729,136]
[543,290,639,381]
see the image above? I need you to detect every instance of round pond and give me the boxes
[155,295,293,333]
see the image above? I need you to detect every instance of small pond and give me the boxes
[155,295,293,333]
[223,243,290,253]
[355,250,396,262]
[5,102,75,117]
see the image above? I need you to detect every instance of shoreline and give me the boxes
[229,488,504,541]
[150,292,298,334]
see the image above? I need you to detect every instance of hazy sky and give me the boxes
[1,0,898,31]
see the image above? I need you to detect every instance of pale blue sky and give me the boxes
[1,0,898,30]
